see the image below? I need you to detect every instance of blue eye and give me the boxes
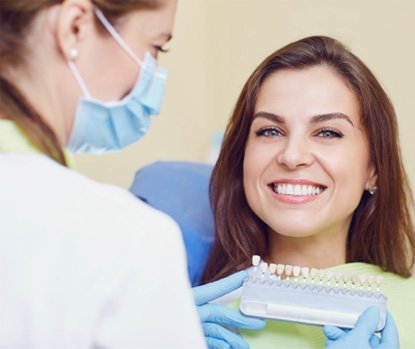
[255,127,283,137]
[316,129,344,138]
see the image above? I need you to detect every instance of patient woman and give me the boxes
[202,36,415,348]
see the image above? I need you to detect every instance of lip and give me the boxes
[267,178,327,204]
[271,178,326,186]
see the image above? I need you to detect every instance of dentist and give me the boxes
[0,0,206,347]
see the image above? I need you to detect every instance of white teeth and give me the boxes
[273,183,323,196]
[260,262,268,273]
[293,266,301,278]
[269,263,277,274]
[276,264,285,276]
[252,255,261,266]
[285,265,293,276]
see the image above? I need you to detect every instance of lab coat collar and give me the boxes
[0,119,74,168]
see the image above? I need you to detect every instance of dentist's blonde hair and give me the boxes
[203,36,415,283]
[0,0,163,165]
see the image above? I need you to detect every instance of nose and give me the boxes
[276,136,314,169]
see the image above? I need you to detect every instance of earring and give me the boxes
[69,47,79,60]
[368,185,377,195]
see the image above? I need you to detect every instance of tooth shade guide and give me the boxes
[376,276,384,292]
[248,256,385,293]
[358,275,367,290]
[252,255,261,267]
[276,264,285,279]
[351,274,359,289]
[284,265,293,280]
[334,272,342,287]
[310,268,318,284]
[301,267,310,283]
[341,273,350,288]
[293,266,301,281]
[260,262,269,276]
[269,263,278,274]
[243,256,388,331]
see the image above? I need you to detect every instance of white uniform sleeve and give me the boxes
[92,211,206,349]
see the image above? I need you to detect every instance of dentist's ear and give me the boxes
[53,0,94,60]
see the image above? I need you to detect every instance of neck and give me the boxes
[7,57,79,148]
[4,7,79,148]
[266,229,348,269]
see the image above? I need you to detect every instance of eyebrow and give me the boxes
[253,111,354,126]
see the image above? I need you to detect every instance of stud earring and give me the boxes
[69,47,79,60]
[368,185,377,195]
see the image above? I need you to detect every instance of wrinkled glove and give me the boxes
[193,270,266,349]
[324,306,399,349]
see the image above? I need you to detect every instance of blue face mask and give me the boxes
[66,8,167,153]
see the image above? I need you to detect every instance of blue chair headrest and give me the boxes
[129,161,215,286]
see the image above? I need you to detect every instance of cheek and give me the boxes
[319,146,371,195]
[119,63,140,89]
[243,143,267,181]
[243,144,259,198]
[243,142,274,201]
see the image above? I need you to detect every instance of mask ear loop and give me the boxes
[67,59,92,98]
[94,7,143,67]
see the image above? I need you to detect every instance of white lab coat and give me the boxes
[0,153,206,349]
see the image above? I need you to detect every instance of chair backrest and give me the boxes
[129,161,215,286]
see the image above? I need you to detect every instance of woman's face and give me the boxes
[243,65,376,240]
[58,0,177,142]
[78,0,177,102]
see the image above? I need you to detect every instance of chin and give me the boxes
[267,222,321,239]
[271,230,317,239]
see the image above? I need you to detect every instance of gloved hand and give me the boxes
[193,270,266,349]
[324,306,399,349]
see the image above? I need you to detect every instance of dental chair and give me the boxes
[129,161,215,286]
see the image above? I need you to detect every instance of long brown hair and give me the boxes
[203,36,415,283]
[0,0,163,165]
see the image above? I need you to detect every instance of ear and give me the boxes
[365,163,378,191]
[53,0,95,60]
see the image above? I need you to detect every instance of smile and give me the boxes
[272,183,325,196]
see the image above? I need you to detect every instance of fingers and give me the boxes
[198,304,266,330]
[203,323,249,349]
[323,325,346,341]
[369,334,381,347]
[351,306,380,341]
[379,312,399,348]
[206,337,231,349]
[193,271,248,305]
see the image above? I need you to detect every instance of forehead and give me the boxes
[255,65,362,125]
[119,1,176,37]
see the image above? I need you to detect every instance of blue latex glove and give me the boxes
[324,306,399,349]
[193,270,266,349]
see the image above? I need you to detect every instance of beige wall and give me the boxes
[74,0,415,189]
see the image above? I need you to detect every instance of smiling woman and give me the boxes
[202,35,415,348]
[244,65,375,267]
